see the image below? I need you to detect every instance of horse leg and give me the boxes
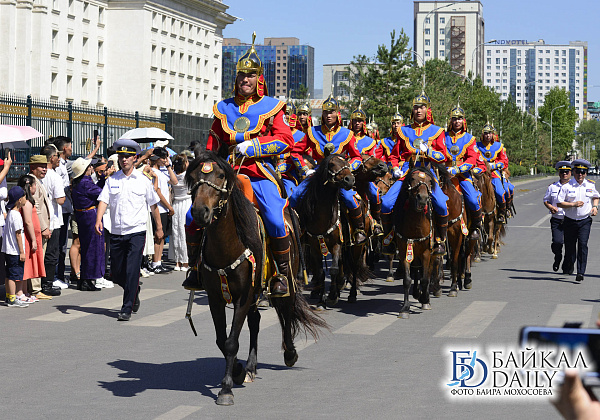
[419,253,432,310]
[271,296,299,368]
[411,264,421,301]
[326,247,342,307]
[244,307,261,383]
[448,235,461,297]
[399,260,412,319]
[386,253,395,282]
[309,250,324,300]
[430,256,443,298]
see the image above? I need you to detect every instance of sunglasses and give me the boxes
[559,170,571,174]
[574,168,588,175]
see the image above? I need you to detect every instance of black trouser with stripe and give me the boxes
[550,217,564,267]
[111,232,145,315]
[563,216,592,275]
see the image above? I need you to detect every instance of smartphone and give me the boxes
[93,129,99,139]
[520,326,600,386]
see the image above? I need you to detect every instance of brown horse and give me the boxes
[392,166,437,319]
[186,151,326,406]
[471,167,495,264]
[295,153,355,309]
[433,165,467,298]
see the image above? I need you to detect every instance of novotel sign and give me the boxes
[492,40,529,45]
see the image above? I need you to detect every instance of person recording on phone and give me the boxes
[557,159,599,282]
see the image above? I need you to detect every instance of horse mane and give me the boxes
[186,151,261,253]
[296,153,341,223]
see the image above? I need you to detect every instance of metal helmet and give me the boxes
[322,88,339,112]
[390,105,403,124]
[297,92,311,114]
[285,100,297,116]
[350,97,366,121]
[450,97,465,118]
[412,89,431,108]
[482,117,494,134]
[236,32,263,75]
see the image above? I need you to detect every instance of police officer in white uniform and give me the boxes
[95,139,163,321]
[557,159,599,282]
[543,161,572,272]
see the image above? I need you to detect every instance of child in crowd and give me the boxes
[3,186,28,307]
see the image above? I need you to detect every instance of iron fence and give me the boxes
[0,93,167,179]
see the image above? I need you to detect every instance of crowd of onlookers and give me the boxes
[1,136,194,307]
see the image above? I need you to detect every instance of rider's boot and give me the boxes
[381,212,396,255]
[348,206,368,244]
[497,202,507,224]
[269,234,292,297]
[468,208,482,240]
[370,201,384,237]
[433,214,448,256]
[182,221,204,291]
[506,195,514,218]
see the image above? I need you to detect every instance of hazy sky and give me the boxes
[223,0,600,101]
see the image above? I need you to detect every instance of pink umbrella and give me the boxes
[0,125,43,146]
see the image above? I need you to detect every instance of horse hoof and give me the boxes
[491,254,498,259]
[386,276,394,283]
[348,294,357,304]
[314,302,326,311]
[398,312,410,319]
[258,298,270,308]
[421,303,431,310]
[284,350,298,367]
[464,282,472,290]
[434,289,442,298]
[244,371,256,383]
[216,393,234,406]
[232,363,245,386]
[448,290,458,298]
[473,257,481,263]
[326,297,338,307]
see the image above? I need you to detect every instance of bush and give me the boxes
[535,164,555,174]
[508,163,529,176]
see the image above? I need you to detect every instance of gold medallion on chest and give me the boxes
[234,116,251,133]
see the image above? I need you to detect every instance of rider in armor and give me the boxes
[350,99,383,235]
[477,120,510,224]
[380,90,450,255]
[277,100,306,196]
[296,95,312,133]
[377,106,403,167]
[289,93,367,244]
[443,100,483,239]
[184,32,295,297]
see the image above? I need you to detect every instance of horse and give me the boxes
[476,162,506,259]
[186,151,326,406]
[296,153,355,309]
[432,164,467,298]
[392,166,438,319]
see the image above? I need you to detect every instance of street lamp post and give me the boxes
[422,2,458,64]
[470,39,496,78]
[450,70,473,87]
[550,104,566,163]
[406,49,425,66]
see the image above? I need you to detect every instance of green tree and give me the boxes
[292,84,309,100]
[576,119,600,163]
[537,87,578,163]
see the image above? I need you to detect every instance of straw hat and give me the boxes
[71,158,92,179]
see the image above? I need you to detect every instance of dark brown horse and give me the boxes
[392,166,437,319]
[186,151,326,406]
[296,153,355,309]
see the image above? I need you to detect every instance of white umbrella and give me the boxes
[0,124,43,147]
[119,127,174,143]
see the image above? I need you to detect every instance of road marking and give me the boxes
[334,310,398,335]
[434,301,507,338]
[532,214,552,227]
[153,405,202,420]
[28,289,174,322]
[547,304,594,328]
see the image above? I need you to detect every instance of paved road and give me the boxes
[2,175,600,419]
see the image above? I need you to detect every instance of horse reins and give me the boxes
[325,157,351,185]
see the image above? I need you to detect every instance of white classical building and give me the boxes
[413,1,485,77]
[483,40,588,120]
[0,0,235,117]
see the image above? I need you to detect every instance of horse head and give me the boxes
[322,154,355,190]
[405,167,434,212]
[359,153,388,180]
[185,151,233,227]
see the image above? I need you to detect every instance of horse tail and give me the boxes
[289,208,307,284]
[272,292,329,343]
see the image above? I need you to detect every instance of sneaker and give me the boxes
[53,279,69,290]
[155,265,173,274]
[6,298,29,308]
[25,294,39,303]
[34,292,53,300]
[17,295,36,304]
[140,268,150,278]
[173,266,181,272]
[96,278,114,289]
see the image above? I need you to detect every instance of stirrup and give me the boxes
[432,240,446,256]
[353,229,368,244]
[373,223,384,237]
[182,267,204,291]
[268,274,290,298]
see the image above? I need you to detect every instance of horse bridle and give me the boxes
[406,179,432,196]
[325,157,351,185]
[189,166,229,221]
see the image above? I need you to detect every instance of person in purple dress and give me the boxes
[71,158,106,291]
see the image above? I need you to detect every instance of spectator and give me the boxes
[18,175,46,300]
[0,151,13,285]
[53,136,73,284]
[41,145,66,290]
[168,154,190,271]
[28,154,60,297]
[149,147,177,273]
[3,186,28,307]
[71,158,111,290]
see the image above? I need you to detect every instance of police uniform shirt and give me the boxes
[557,178,600,221]
[543,181,566,219]
[98,169,160,235]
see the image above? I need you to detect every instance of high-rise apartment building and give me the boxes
[484,40,588,120]
[0,0,234,117]
[223,37,314,98]
[413,1,485,77]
